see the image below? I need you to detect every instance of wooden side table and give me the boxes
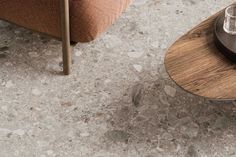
[165,7,236,100]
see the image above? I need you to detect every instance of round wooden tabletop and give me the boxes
[165,9,236,100]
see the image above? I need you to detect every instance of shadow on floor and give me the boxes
[104,70,236,155]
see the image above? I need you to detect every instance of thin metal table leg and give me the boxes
[60,0,71,75]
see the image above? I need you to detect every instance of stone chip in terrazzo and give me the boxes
[80,132,90,137]
[32,88,42,96]
[164,85,176,97]
[74,49,83,57]
[127,51,144,58]
[133,64,143,72]
[5,80,14,88]
[13,129,25,136]
[28,51,39,58]
[1,105,8,111]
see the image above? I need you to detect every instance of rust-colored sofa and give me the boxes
[0,0,132,74]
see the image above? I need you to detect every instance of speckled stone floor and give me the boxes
[0,0,236,157]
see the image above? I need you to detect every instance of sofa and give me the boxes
[0,0,132,74]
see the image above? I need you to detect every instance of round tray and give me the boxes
[214,13,236,62]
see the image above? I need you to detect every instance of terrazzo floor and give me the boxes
[0,0,236,156]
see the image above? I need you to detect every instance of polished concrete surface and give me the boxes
[0,0,235,156]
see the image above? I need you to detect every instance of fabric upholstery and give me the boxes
[0,0,132,42]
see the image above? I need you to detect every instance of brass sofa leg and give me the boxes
[60,0,71,75]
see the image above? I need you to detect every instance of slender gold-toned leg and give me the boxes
[60,0,71,75]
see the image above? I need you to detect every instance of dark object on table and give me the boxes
[214,13,236,62]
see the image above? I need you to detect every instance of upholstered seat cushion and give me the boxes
[0,0,132,42]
